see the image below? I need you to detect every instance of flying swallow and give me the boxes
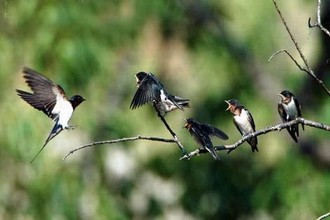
[278,90,304,142]
[225,99,258,152]
[184,118,229,160]
[16,67,85,163]
[130,72,190,116]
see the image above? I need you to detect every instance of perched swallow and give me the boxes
[225,99,258,152]
[130,72,190,116]
[16,67,85,163]
[184,118,229,160]
[278,90,304,142]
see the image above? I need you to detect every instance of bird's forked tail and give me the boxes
[30,123,63,163]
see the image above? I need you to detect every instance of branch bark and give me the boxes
[308,0,330,38]
[180,118,330,160]
[317,212,330,220]
[152,102,189,157]
[64,117,329,161]
[271,0,330,96]
[63,135,176,160]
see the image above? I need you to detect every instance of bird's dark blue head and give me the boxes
[135,71,148,81]
[184,118,196,129]
[278,90,294,103]
[225,99,242,112]
[226,99,241,106]
[69,95,85,109]
[279,90,294,98]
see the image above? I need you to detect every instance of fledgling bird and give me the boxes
[16,67,85,163]
[278,90,304,142]
[184,118,229,160]
[225,99,258,152]
[130,72,190,116]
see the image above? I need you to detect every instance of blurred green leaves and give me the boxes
[1,0,330,219]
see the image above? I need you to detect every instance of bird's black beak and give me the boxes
[225,100,231,111]
[184,118,190,129]
[278,93,285,100]
[134,75,141,86]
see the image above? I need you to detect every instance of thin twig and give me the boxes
[272,0,309,68]
[268,49,305,70]
[308,0,330,38]
[152,102,189,157]
[268,49,316,77]
[271,0,330,95]
[63,135,176,160]
[180,117,330,160]
[317,212,330,220]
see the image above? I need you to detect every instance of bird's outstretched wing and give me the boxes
[16,67,67,120]
[130,73,162,109]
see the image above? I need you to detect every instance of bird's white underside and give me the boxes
[52,95,73,129]
[283,98,297,120]
[234,109,254,135]
[157,89,177,112]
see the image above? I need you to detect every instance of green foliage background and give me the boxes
[1,0,329,219]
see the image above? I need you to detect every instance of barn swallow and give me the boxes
[278,90,304,142]
[130,72,190,116]
[225,99,258,152]
[16,67,85,163]
[184,118,229,160]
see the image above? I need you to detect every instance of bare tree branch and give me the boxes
[63,135,176,160]
[152,102,189,157]
[180,118,330,160]
[308,0,330,38]
[271,0,330,96]
[64,117,329,161]
[317,212,330,220]
[64,102,190,160]
[268,49,306,71]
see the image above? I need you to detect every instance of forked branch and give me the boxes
[308,0,330,38]
[64,118,329,161]
[153,102,189,157]
[271,0,330,95]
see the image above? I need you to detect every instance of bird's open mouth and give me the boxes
[184,122,191,129]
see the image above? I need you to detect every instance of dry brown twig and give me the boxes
[63,135,176,160]
[308,0,330,38]
[152,102,188,157]
[270,0,330,96]
[317,212,330,220]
